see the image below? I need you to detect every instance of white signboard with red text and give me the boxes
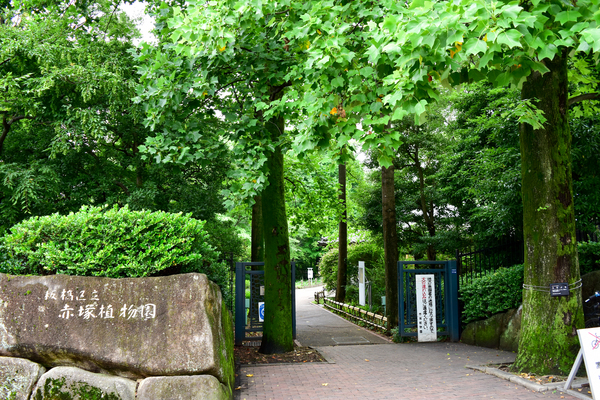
[416,274,437,342]
[577,328,600,399]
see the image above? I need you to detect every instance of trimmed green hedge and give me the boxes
[460,264,524,324]
[0,205,217,277]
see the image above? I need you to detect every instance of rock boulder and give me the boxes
[137,375,230,400]
[0,273,233,389]
[31,366,136,400]
[0,356,45,400]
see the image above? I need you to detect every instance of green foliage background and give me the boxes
[318,241,386,311]
[579,241,600,276]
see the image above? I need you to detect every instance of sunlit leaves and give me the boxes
[555,10,582,24]
[495,30,522,49]
[135,0,600,208]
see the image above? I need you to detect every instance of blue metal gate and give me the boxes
[398,260,459,341]
[234,262,296,345]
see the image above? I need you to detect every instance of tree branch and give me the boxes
[265,9,291,17]
[103,0,122,40]
[284,176,298,191]
[348,17,365,36]
[216,77,247,94]
[569,93,599,106]
[1,114,34,154]
[114,181,130,195]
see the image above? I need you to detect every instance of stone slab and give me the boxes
[31,366,136,400]
[0,273,234,388]
[0,356,45,400]
[137,375,231,400]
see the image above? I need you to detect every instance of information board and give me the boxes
[416,274,437,342]
[578,327,600,399]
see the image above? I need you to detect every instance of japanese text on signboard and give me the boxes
[43,288,157,321]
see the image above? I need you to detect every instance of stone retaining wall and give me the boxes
[460,306,522,352]
[1,357,230,400]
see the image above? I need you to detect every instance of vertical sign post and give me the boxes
[358,261,366,306]
[307,268,313,286]
[416,274,437,342]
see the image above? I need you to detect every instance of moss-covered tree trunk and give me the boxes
[382,164,399,330]
[251,195,264,263]
[259,85,293,354]
[336,163,348,302]
[514,49,583,375]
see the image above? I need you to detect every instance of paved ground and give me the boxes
[235,287,582,400]
[295,286,389,346]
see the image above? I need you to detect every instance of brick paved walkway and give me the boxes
[235,288,582,400]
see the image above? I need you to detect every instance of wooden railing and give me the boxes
[322,297,388,332]
[314,290,326,304]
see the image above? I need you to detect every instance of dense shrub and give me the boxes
[318,242,385,309]
[0,206,234,305]
[460,264,524,324]
[204,216,248,261]
[579,240,600,276]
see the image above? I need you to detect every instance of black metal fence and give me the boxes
[457,230,600,288]
[456,240,524,287]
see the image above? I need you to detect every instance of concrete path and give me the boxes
[235,287,582,400]
[295,286,389,346]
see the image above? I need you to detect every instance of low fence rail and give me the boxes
[323,297,388,332]
[314,290,326,304]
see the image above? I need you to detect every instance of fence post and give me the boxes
[235,262,245,346]
[447,260,460,342]
[397,261,404,336]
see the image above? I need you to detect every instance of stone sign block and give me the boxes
[0,273,233,389]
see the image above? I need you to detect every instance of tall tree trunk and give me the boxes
[336,163,348,303]
[259,85,293,354]
[0,115,9,155]
[415,149,436,261]
[133,132,143,188]
[514,49,582,375]
[382,165,399,330]
[251,195,264,263]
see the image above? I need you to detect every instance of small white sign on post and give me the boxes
[358,261,366,306]
[307,267,313,286]
[416,274,437,342]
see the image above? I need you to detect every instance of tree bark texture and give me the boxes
[415,148,436,261]
[259,86,293,354]
[336,163,348,303]
[382,165,399,330]
[251,195,264,263]
[514,50,583,375]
